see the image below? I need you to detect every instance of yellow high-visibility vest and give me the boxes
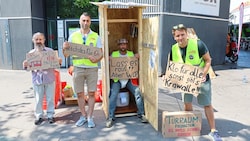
[172,39,205,67]
[71,31,99,67]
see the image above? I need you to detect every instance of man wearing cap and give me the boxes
[106,38,148,128]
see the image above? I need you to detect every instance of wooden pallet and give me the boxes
[64,97,78,105]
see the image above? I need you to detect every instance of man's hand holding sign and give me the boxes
[26,50,60,71]
[63,42,103,62]
[109,57,139,79]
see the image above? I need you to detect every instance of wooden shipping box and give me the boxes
[162,111,202,138]
[64,97,78,105]
[91,1,159,130]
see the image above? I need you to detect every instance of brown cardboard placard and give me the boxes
[64,42,103,59]
[162,111,202,138]
[63,87,74,98]
[26,50,60,70]
[109,57,139,79]
[164,61,204,96]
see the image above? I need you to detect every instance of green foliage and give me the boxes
[57,0,108,19]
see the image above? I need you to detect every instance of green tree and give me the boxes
[57,0,107,19]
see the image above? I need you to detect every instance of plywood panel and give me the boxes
[100,6,140,118]
[94,2,160,129]
[107,8,138,19]
[107,23,138,55]
[98,6,109,118]
[141,16,159,131]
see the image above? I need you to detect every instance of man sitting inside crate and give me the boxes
[106,38,148,128]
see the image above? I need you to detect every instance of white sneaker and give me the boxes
[75,116,87,127]
[87,118,95,128]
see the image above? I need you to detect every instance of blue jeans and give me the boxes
[108,79,145,119]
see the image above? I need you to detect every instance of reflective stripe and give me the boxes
[172,39,204,67]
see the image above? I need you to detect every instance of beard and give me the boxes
[81,24,89,30]
[35,43,44,51]
[121,48,126,52]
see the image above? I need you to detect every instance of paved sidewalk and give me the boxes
[0,50,250,141]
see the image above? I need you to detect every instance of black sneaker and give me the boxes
[48,117,55,124]
[34,118,43,125]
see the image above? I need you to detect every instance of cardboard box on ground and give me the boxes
[162,111,202,138]
[63,87,74,98]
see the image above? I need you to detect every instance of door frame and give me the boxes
[0,19,12,69]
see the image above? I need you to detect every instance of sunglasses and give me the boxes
[172,24,186,30]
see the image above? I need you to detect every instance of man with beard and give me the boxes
[106,38,148,128]
[63,12,103,128]
[23,32,62,125]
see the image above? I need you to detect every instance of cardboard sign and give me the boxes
[26,50,60,70]
[64,42,102,59]
[162,111,202,138]
[164,61,204,96]
[110,57,138,79]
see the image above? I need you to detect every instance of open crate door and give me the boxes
[141,16,159,131]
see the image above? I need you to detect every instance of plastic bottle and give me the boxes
[243,75,247,83]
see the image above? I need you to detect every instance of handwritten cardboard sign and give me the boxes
[110,57,139,79]
[26,50,60,70]
[64,42,102,59]
[162,111,202,138]
[164,61,204,96]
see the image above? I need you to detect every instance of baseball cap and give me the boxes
[117,38,128,44]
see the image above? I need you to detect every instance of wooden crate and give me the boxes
[91,1,158,130]
[64,97,78,105]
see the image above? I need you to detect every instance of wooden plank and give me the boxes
[115,113,137,118]
[64,97,78,105]
[107,19,138,23]
[107,8,138,19]
[141,16,159,131]
[99,6,109,118]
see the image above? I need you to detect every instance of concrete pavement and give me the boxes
[0,50,250,141]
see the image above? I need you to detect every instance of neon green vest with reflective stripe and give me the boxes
[112,51,134,82]
[71,31,98,67]
[172,39,205,67]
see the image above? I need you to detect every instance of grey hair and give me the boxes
[32,32,45,41]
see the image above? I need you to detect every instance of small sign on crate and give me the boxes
[162,111,202,138]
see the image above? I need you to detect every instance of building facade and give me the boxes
[111,0,230,75]
[0,0,230,70]
[0,0,57,70]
